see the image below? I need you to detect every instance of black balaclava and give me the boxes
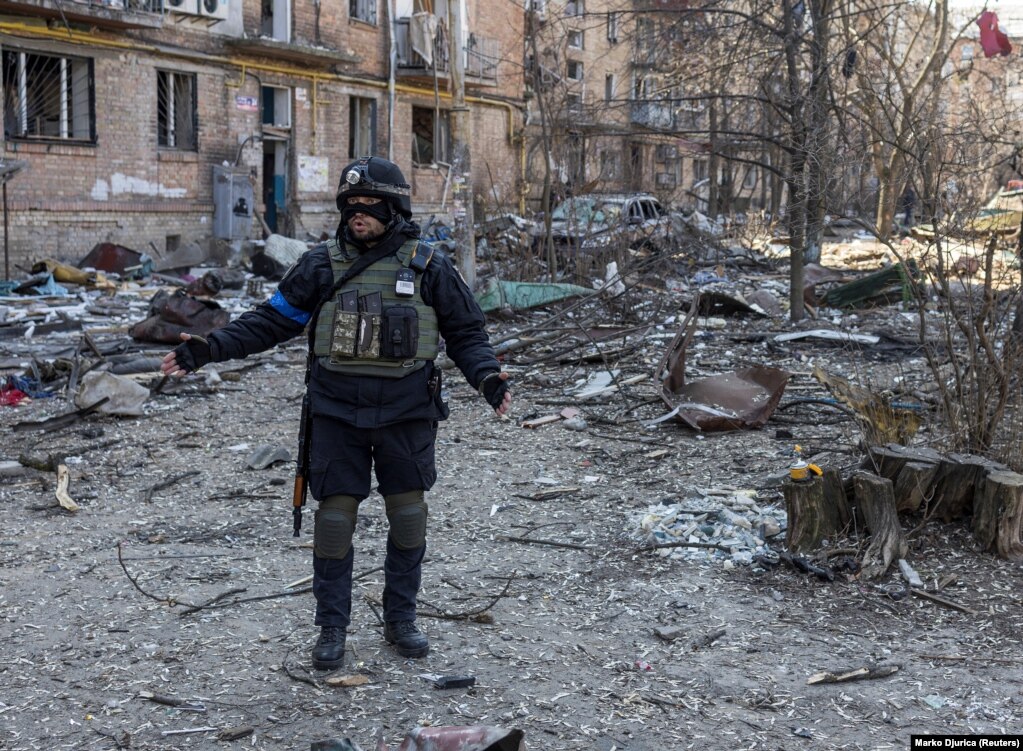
[338,198,403,252]
[339,198,394,228]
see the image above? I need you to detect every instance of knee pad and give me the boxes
[385,491,428,550]
[314,495,359,559]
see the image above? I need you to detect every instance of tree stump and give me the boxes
[928,453,1002,522]
[893,460,939,513]
[865,443,942,482]
[852,471,906,579]
[784,475,848,552]
[822,467,852,530]
[973,470,1023,561]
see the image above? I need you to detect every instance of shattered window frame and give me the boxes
[607,11,619,43]
[599,149,620,179]
[350,0,378,25]
[2,48,96,144]
[349,96,377,159]
[411,105,450,167]
[156,69,198,151]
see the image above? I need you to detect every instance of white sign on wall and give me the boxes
[297,155,330,193]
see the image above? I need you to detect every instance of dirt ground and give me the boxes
[1,248,1022,751]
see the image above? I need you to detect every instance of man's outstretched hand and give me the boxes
[479,371,512,416]
[160,333,212,377]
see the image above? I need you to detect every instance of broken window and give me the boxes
[349,96,377,159]
[526,55,561,91]
[693,158,709,182]
[568,29,584,49]
[350,0,377,24]
[157,70,197,150]
[607,11,619,43]
[604,74,615,102]
[412,105,450,166]
[599,149,619,179]
[743,166,758,190]
[261,0,291,40]
[262,86,291,128]
[567,132,585,184]
[567,60,584,81]
[565,93,584,117]
[2,49,94,142]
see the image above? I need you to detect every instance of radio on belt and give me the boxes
[395,268,415,297]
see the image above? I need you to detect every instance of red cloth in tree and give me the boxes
[977,11,1012,58]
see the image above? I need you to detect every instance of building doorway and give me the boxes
[261,86,291,234]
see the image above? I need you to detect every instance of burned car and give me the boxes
[532,193,672,270]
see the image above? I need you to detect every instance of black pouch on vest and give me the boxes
[380,305,419,359]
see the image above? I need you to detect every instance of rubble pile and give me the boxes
[636,487,787,567]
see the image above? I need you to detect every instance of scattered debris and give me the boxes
[312,726,524,751]
[656,297,791,431]
[637,489,786,566]
[79,242,152,279]
[129,288,231,344]
[325,674,372,688]
[475,278,595,313]
[807,663,901,685]
[54,464,79,512]
[75,371,150,416]
[246,444,292,469]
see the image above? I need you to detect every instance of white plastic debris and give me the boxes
[75,370,150,416]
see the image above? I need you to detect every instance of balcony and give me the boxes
[631,100,677,131]
[394,16,499,86]
[224,37,360,69]
[0,0,165,29]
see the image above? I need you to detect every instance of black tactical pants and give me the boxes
[308,416,437,628]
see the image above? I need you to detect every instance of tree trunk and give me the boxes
[973,470,1023,561]
[852,471,905,579]
[893,461,939,514]
[784,474,848,552]
[928,453,999,522]
[866,443,943,482]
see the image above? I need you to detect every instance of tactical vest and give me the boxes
[313,237,438,378]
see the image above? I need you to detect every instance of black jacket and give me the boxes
[206,220,499,428]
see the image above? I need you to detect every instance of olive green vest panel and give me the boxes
[313,238,439,378]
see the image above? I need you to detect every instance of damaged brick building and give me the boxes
[0,0,524,269]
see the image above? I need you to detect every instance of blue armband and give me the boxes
[269,290,312,326]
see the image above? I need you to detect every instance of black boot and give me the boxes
[383,620,429,658]
[311,626,346,670]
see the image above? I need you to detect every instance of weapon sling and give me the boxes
[292,241,403,535]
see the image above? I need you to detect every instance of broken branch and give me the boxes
[807,663,901,685]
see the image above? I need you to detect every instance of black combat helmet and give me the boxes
[336,156,412,219]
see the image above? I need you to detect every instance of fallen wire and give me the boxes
[117,541,300,615]
[118,541,202,610]
[503,535,592,551]
[177,588,310,617]
[143,470,200,502]
[178,588,249,616]
[416,574,517,621]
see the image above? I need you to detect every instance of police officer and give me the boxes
[161,156,511,669]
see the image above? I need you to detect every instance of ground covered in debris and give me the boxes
[2,235,1022,751]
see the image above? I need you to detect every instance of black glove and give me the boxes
[478,371,510,410]
[173,335,213,374]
